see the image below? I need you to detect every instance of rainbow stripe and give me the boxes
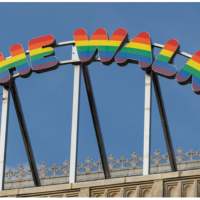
[0,53,10,84]
[176,51,200,93]
[74,28,127,63]
[10,44,31,76]
[29,35,58,72]
[152,39,179,77]
[0,35,58,84]
[0,44,30,84]
[0,28,200,95]
[115,32,153,69]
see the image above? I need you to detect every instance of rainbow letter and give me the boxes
[0,44,30,84]
[152,39,179,78]
[115,32,153,69]
[74,28,128,63]
[10,44,31,77]
[0,53,10,84]
[29,35,58,72]
[176,51,200,93]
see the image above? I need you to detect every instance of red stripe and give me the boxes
[0,53,4,61]
[29,35,54,50]
[10,44,24,56]
[92,28,107,40]
[191,51,200,63]
[74,28,88,41]
[164,39,179,51]
[112,28,127,41]
[131,32,151,44]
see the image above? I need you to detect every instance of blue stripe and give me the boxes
[153,60,177,73]
[116,52,152,63]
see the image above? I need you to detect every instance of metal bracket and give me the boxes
[82,65,110,179]
[10,80,41,186]
[142,71,177,175]
[152,73,177,171]
[0,86,10,190]
[143,72,152,175]
[69,46,81,183]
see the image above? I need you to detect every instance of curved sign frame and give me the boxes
[0,28,198,190]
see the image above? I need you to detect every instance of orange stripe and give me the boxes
[10,45,24,56]
[164,44,177,51]
[92,35,107,40]
[29,36,53,50]
[133,37,150,44]
[30,40,52,50]
[92,29,107,40]
[74,35,88,41]
[0,53,4,61]
[112,35,125,41]
[192,55,200,63]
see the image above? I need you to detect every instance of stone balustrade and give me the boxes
[1,148,200,197]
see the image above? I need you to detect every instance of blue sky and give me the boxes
[0,3,200,170]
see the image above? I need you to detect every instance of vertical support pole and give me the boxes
[143,72,152,176]
[82,66,111,179]
[10,80,40,186]
[152,73,177,171]
[0,86,10,191]
[69,46,81,183]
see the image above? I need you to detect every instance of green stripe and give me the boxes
[122,47,152,57]
[77,46,152,58]
[0,50,53,74]
[77,46,118,52]
[184,64,200,78]
[15,59,27,67]
[31,50,54,61]
[157,55,170,62]
[0,58,27,73]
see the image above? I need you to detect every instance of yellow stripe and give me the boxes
[126,42,151,51]
[30,47,53,56]
[187,59,200,71]
[0,54,26,68]
[160,49,173,57]
[76,40,121,47]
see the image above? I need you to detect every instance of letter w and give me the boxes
[74,28,128,63]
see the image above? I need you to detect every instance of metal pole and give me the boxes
[152,73,177,171]
[10,80,40,186]
[82,66,111,179]
[69,46,81,183]
[143,72,152,175]
[0,86,10,190]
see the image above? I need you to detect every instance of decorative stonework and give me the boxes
[164,181,180,197]
[2,169,200,197]
[182,180,195,197]
[5,148,200,184]
[139,184,153,197]
[123,186,137,197]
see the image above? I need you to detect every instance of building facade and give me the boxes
[1,150,200,197]
[0,168,200,197]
